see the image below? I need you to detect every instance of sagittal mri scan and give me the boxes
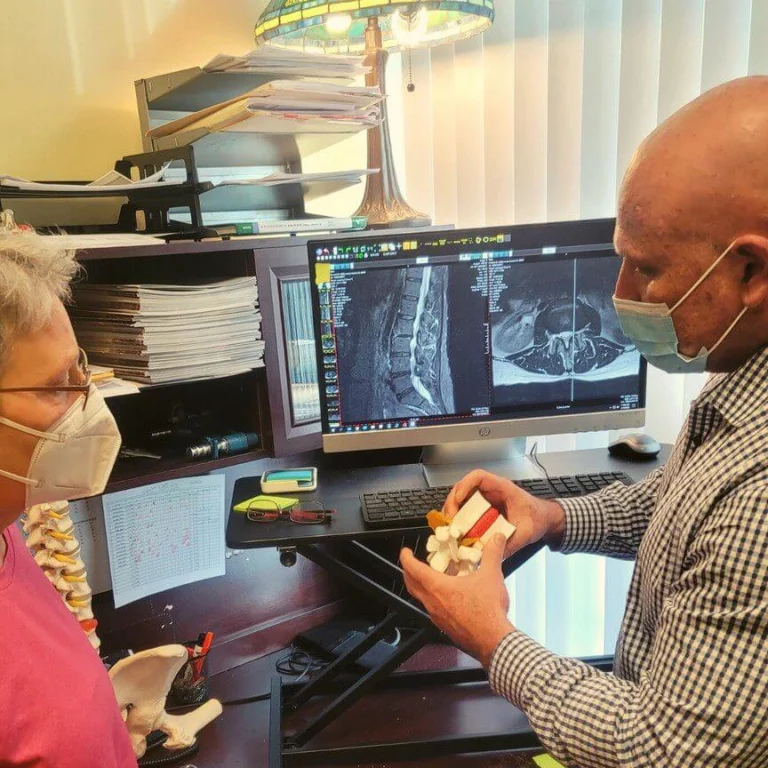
[491,257,640,407]
[334,264,487,422]
[385,266,455,417]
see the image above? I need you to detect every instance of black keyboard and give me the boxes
[360,471,632,528]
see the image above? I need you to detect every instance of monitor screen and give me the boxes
[309,219,646,450]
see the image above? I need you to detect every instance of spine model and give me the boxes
[23,501,100,651]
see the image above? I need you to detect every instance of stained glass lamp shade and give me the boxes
[254,1,495,227]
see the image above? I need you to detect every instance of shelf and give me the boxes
[139,69,300,113]
[105,448,268,494]
[302,178,366,202]
[136,66,370,245]
[0,180,211,200]
[99,368,266,400]
[149,125,362,166]
[73,236,288,261]
[197,182,304,213]
[191,178,363,212]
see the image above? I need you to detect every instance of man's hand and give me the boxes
[401,534,515,667]
[443,470,566,557]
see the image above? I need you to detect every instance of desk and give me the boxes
[228,447,668,548]
[226,447,669,767]
[197,644,558,767]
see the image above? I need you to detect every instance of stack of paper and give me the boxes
[95,376,143,399]
[203,47,369,79]
[148,80,383,141]
[53,234,168,249]
[90,364,144,398]
[164,167,376,188]
[70,277,264,385]
[89,364,115,383]
[246,80,382,114]
[0,164,177,194]
[210,168,378,188]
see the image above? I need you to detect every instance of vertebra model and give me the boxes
[23,501,100,650]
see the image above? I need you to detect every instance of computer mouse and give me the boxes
[608,433,661,461]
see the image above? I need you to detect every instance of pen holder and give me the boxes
[167,643,211,708]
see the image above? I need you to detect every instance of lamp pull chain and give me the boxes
[405,9,415,92]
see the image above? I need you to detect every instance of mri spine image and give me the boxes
[386,266,454,417]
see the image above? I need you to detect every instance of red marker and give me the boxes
[192,632,214,678]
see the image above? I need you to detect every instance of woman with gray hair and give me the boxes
[0,234,136,766]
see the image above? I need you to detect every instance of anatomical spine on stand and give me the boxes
[22,501,100,651]
[23,502,224,760]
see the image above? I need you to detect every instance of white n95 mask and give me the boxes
[0,385,121,506]
[613,240,748,374]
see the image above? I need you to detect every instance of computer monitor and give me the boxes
[308,218,646,473]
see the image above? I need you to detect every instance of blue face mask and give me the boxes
[613,241,748,374]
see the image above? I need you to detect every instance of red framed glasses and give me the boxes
[245,499,333,525]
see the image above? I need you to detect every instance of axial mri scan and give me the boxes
[491,257,640,407]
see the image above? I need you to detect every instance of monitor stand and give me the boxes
[421,437,538,488]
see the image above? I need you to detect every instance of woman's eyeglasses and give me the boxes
[0,348,92,410]
[245,499,333,525]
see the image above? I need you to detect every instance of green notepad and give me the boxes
[533,755,565,768]
[233,495,298,513]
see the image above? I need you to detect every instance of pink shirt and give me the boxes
[0,525,137,767]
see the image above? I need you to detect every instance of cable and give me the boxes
[274,648,329,683]
[221,691,271,706]
[138,735,199,767]
[529,441,552,482]
[392,535,405,593]
[219,647,330,707]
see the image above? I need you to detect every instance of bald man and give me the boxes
[402,76,768,767]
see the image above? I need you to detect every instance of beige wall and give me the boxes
[0,0,268,180]
[0,0,406,216]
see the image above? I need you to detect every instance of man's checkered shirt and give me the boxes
[490,347,768,767]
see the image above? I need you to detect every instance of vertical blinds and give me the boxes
[388,0,765,654]
[280,279,322,425]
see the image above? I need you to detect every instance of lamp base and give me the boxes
[357,17,431,230]
[355,199,432,229]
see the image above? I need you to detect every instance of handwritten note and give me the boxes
[102,475,226,608]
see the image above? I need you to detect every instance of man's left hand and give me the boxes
[400,534,515,668]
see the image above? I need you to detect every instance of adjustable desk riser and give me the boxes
[225,447,669,766]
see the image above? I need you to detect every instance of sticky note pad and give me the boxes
[267,470,314,482]
[533,755,565,768]
[233,495,298,513]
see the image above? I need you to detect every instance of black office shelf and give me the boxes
[106,448,267,494]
